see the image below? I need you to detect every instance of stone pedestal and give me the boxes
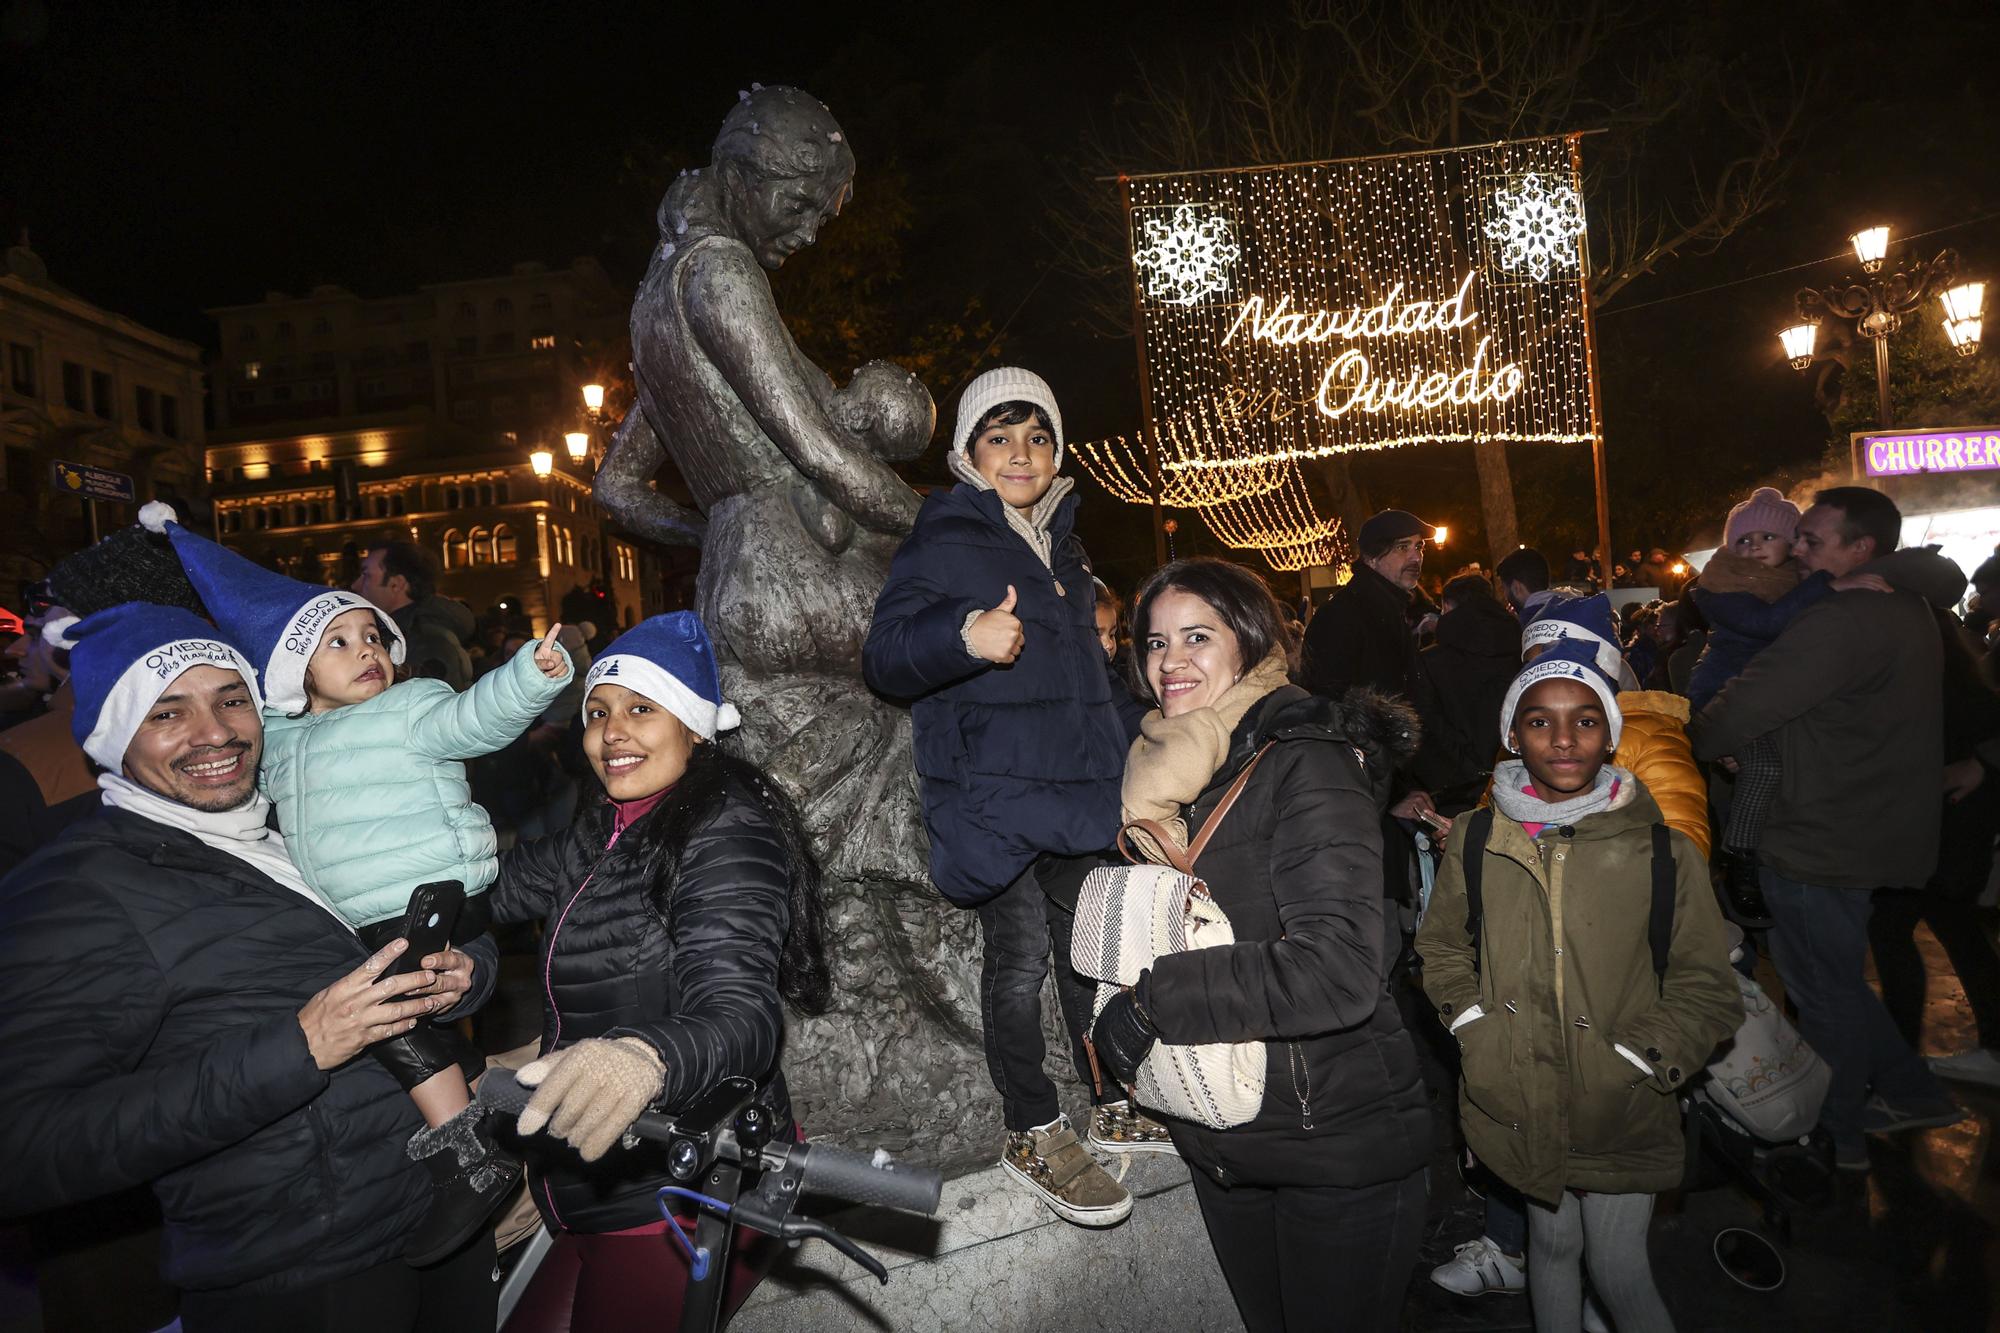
[734,1153,1239,1333]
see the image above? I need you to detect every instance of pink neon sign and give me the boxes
[1863,428,2000,477]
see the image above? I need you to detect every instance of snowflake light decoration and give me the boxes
[1132,204,1241,306]
[1484,174,1586,282]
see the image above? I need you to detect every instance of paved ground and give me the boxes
[4,924,1996,1331]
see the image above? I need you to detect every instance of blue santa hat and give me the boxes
[581,612,740,740]
[1500,639,1624,753]
[43,602,264,768]
[1521,592,1639,691]
[139,503,406,713]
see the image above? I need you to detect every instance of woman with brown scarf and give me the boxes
[1088,558,1433,1333]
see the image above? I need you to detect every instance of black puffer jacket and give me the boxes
[1137,685,1434,1189]
[488,770,793,1232]
[1416,594,1522,800]
[0,807,461,1293]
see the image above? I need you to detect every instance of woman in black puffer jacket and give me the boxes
[1091,559,1433,1333]
[488,613,829,1332]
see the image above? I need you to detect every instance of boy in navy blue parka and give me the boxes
[864,367,1155,1227]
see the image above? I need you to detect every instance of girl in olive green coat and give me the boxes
[1418,644,1740,1333]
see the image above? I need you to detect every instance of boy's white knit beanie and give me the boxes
[953,367,1064,467]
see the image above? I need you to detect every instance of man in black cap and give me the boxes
[1300,508,1439,825]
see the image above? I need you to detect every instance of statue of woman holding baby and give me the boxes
[595,87,996,1165]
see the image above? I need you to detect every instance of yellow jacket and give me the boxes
[1476,690,1712,858]
[1608,691,1711,858]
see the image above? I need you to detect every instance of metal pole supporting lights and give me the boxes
[1780,223,1970,426]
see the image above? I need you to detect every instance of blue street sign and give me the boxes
[52,460,136,503]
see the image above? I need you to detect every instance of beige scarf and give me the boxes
[1121,647,1293,859]
[945,448,1073,570]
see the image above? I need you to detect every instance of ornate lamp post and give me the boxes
[1781,224,1968,427]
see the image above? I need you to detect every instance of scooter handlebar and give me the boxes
[793,1142,944,1217]
[477,1070,943,1215]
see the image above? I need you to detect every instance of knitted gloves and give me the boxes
[516,1036,666,1162]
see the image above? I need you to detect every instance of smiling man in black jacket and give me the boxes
[0,603,498,1331]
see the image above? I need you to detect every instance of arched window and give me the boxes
[468,526,492,566]
[291,504,308,527]
[444,486,460,509]
[493,297,513,317]
[494,481,510,505]
[390,493,406,516]
[307,503,324,525]
[492,523,517,564]
[441,528,465,571]
[477,482,493,507]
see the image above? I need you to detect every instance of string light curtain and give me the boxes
[1075,135,1596,569]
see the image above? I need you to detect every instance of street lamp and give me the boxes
[1777,321,1818,370]
[1432,525,1449,546]
[581,383,605,415]
[564,431,590,462]
[1849,226,1890,273]
[1789,223,1966,426]
[1942,282,1985,357]
[530,448,554,478]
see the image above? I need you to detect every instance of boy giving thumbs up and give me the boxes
[863,367,1146,1228]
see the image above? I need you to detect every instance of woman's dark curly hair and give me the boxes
[616,743,832,1016]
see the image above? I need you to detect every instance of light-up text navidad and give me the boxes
[1219,271,1526,420]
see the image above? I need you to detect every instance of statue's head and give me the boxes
[710,86,857,271]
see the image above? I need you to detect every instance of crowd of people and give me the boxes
[0,361,1995,1333]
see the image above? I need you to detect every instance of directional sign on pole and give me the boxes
[51,460,136,503]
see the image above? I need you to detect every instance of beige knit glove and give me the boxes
[515,1037,666,1163]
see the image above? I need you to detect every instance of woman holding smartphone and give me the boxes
[487,612,830,1332]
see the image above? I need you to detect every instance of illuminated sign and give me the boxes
[1860,427,2000,478]
[1076,137,1598,568]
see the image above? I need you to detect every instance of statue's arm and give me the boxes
[683,246,919,534]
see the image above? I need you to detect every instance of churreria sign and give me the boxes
[1859,427,2000,478]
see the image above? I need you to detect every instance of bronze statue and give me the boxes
[597,88,1012,1167]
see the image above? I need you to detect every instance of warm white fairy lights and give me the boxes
[1131,203,1242,307]
[1076,137,1597,566]
[1483,172,1587,283]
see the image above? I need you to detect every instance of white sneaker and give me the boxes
[1429,1235,1526,1296]
[1930,1048,2000,1089]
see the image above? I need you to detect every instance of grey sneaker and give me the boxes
[1087,1100,1178,1156]
[1000,1116,1133,1227]
[1860,1093,1966,1136]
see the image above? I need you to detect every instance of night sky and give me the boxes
[7,0,1998,580]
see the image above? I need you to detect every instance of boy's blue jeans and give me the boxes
[975,862,1099,1132]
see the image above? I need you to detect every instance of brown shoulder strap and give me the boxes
[1187,743,1274,868]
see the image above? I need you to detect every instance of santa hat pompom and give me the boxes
[138,501,178,534]
[41,614,80,650]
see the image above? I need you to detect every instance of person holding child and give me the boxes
[1419,644,1740,1333]
[142,503,572,1264]
[864,367,1159,1227]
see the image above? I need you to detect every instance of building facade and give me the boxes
[0,239,207,597]
[204,259,686,634]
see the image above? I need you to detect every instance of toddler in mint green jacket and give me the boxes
[145,503,570,1265]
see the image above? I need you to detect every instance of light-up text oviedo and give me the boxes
[1220,270,1526,419]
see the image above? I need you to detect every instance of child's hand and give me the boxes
[968,587,1025,664]
[533,623,572,679]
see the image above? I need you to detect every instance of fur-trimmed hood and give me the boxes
[1216,682,1421,810]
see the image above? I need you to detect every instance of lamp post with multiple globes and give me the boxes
[1776,224,1983,427]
